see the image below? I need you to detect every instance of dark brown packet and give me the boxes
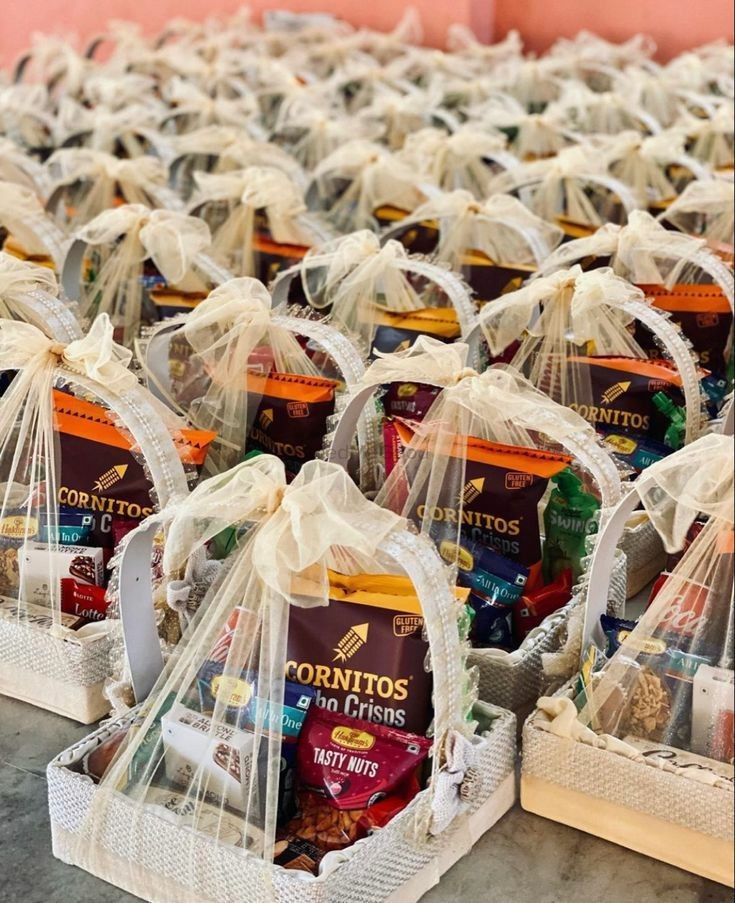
[566,356,687,443]
[246,371,338,481]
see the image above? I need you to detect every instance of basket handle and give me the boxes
[61,237,230,304]
[581,471,658,656]
[269,256,481,361]
[117,519,166,702]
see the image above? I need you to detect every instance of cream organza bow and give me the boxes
[252,459,405,602]
[406,190,563,266]
[78,204,211,284]
[191,167,307,244]
[183,277,271,393]
[616,209,712,285]
[480,265,641,354]
[360,335,473,388]
[0,251,58,300]
[163,455,288,573]
[49,148,166,191]
[448,365,597,443]
[0,313,136,392]
[636,433,734,552]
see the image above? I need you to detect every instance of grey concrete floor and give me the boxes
[0,694,731,903]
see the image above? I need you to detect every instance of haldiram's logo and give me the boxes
[462,477,485,504]
[93,464,128,492]
[258,408,274,430]
[601,381,631,405]
[332,623,369,662]
[331,726,376,751]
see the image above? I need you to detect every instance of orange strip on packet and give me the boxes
[52,390,216,465]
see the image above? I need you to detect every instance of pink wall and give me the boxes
[0,0,732,66]
[495,0,734,59]
[0,0,475,65]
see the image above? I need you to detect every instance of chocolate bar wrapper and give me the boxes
[21,541,104,606]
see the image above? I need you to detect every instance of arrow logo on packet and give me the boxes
[93,464,128,491]
[332,623,369,662]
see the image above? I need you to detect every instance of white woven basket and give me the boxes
[48,701,516,902]
[324,377,627,714]
[468,550,627,714]
[520,474,735,887]
[0,365,191,724]
[521,684,734,886]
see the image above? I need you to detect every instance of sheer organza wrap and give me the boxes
[489,145,640,230]
[76,204,212,345]
[293,230,466,351]
[375,364,621,585]
[307,140,430,232]
[602,130,708,208]
[189,166,324,276]
[0,314,137,637]
[0,181,59,260]
[480,266,649,410]
[538,210,735,305]
[0,252,67,330]
[660,178,735,247]
[138,277,326,474]
[0,138,48,193]
[47,148,170,228]
[69,456,469,873]
[387,191,564,271]
[567,435,734,771]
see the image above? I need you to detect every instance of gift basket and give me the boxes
[381,191,564,305]
[305,140,432,232]
[0,136,49,193]
[60,204,229,347]
[271,230,479,362]
[522,433,734,886]
[537,212,734,393]
[0,252,82,342]
[135,277,366,478]
[45,149,182,229]
[0,314,214,722]
[600,130,709,214]
[397,127,518,199]
[488,145,641,237]
[475,266,707,467]
[659,178,735,250]
[188,166,331,283]
[47,457,517,901]
[164,126,306,201]
[326,347,626,712]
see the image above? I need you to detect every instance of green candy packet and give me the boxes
[542,468,600,584]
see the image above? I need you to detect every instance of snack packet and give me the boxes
[542,467,600,582]
[287,570,448,733]
[276,707,431,872]
[53,390,215,549]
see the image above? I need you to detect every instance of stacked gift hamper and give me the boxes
[0,8,729,900]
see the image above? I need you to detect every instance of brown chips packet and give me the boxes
[53,390,215,548]
[246,371,338,480]
[634,284,733,377]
